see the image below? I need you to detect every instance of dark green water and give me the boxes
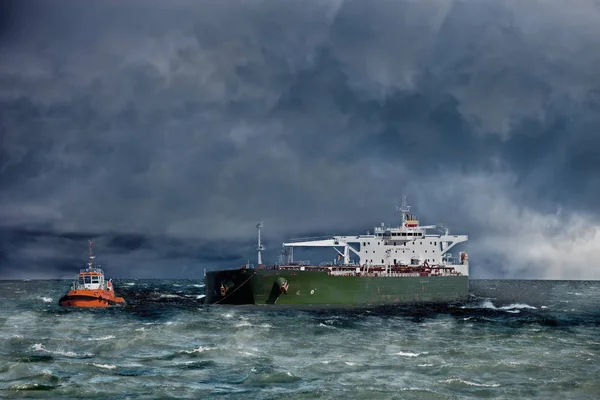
[0,279,598,399]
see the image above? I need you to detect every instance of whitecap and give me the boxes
[441,378,500,387]
[32,343,93,358]
[500,303,537,310]
[91,363,117,370]
[395,351,423,358]
[180,346,214,354]
[318,323,335,329]
[159,294,181,299]
[39,297,52,303]
[87,335,115,341]
[478,300,537,311]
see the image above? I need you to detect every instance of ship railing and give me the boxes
[283,260,311,266]
[285,236,333,243]
[319,261,360,267]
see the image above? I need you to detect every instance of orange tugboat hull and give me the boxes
[59,289,125,308]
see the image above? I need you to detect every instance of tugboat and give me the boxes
[58,240,125,308]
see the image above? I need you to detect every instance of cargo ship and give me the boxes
[204,198,468,306]
[58,240,125,308]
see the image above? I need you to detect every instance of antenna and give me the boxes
[88,240,95,270]
[397,195,411,223]
[256,222,264,265]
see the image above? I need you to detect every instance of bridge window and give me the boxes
[84,276,91,284]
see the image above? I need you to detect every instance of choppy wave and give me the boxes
[0,279,598,399]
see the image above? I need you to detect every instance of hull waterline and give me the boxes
[204,268,468,306]
[58,290,125,308]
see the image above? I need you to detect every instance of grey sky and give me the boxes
[1,0,600,279]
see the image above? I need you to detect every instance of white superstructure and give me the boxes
[282,197,469,276]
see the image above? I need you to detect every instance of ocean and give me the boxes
[0,279,598,399]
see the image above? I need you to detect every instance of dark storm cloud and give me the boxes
[1,0,600,279]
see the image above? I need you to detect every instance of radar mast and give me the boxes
[256,222,264,266]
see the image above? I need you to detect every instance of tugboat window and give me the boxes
[84,276,91,284]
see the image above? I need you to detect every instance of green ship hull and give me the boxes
[204,267,468,306]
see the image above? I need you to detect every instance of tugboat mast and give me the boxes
[88,240,95,270]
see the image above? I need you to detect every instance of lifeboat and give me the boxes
[58,240,125,308]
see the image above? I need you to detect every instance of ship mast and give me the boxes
[88,240,95,270]
[256,222,264,266]
[399,195,411,224]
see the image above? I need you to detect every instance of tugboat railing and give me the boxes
[79,268,105,275]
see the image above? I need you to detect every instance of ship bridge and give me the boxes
[281,198,468,273]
